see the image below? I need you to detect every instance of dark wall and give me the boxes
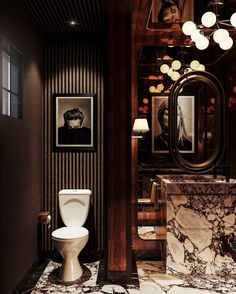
[42,37,104,253]
[0,0,43,292]
[105,11,131,275]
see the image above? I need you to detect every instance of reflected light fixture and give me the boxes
[132,118,149,138]
[160,59,205,82]
[182,0,236,50]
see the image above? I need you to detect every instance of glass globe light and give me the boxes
[190,60,200,70]
[201,11,217,28]
[230,12,236,27]
[171,60,181,70]
[213,29,229,44]
[149,86,156,93]
[160,64,169,74]
[167,68,173,77]
[196,36,209,50]
[197,64,205,71]
[182,21,196,35]
[171,71,181,81]
[219,37,233,50]
[156,83,164,92]
[191,29,202,42]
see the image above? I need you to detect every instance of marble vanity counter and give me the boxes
[159,175,236,195]
[157,175,236,276]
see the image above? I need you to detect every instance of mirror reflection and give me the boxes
[137,45,226,241]
[137,175,166,241]
[169,70,224,171]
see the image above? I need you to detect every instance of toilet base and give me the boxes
[51,227,89,282]
[59,257,83,282]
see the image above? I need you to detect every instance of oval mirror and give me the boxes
[169,71,225,173]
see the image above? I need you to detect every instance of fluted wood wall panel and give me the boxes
[43,38,104,251]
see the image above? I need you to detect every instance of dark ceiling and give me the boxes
[21,0,236,37]
[22,0,105,34]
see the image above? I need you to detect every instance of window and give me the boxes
[1,37,22,118]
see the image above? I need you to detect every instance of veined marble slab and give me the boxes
[160,175,236,195]
[31,260,236,293]
[157,175,236,275]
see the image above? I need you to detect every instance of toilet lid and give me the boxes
[52,226,88,240]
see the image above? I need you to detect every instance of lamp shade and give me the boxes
[133,118,149,133]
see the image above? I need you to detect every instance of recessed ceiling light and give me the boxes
[66,19,80,26]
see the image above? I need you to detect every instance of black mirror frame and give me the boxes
[169,71,225,173]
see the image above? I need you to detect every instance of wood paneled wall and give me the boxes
[0,1,43,292]
[106,12,131,276]
[43,37,104,252]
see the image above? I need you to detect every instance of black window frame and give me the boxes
[0,36,23,118]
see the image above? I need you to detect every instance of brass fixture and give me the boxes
[38,211,51,227]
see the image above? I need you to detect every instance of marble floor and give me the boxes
[15,260,236,294]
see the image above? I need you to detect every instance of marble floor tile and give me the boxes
[27,260,236,294]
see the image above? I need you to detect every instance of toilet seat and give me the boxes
[52,226,88,241]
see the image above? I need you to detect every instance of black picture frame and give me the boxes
[53,93,96,152]
[147,0,194,31]
[152,95,195,154]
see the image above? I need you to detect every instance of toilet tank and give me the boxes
[58,189,91,227]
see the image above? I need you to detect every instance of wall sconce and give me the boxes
[132,118,149,138]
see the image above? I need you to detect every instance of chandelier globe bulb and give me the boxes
[171,60,181,70]
[219,37,233,50]
[191,30,202,43]
[230,12,236,27]
[201,11,217,27]
[213,29,229,44]
[196,36,209,50]
[160,64,169,74]
[190,60,200,70]
[182,21,196,35]
[197,64,206,71]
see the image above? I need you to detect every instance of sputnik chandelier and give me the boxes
[148,57,205,94]
[182,0,236,50]
[160,59,205,81]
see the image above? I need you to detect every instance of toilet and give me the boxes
[52,189,91,282]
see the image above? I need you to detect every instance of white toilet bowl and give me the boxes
[51,189,91,282]
[52,226,89,282]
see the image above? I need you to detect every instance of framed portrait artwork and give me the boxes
[53,93,96,152]
[152,95,195,154]
[147,0,194,30]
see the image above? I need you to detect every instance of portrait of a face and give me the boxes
[148,0,194,30]
[53,94,96,151]
[152,95,195,154]
[158,0,181,24]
